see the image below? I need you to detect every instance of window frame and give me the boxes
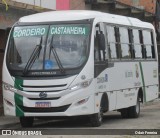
[104,22,157,62]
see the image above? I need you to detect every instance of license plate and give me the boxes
[35,102,51,108]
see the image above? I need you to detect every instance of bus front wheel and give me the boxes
[20,117,34,127]
[89,106,103,127]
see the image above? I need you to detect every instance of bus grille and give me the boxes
[18,104,70,113]
[19,84,68,92]
[21,84,67,88]
[28,97,60,100]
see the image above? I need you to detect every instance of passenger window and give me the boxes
[146,46,152,58]
[119,27,131,59]
[143,30,152,59]
[106,26,117,59]
[133,29,142,59]
[143,30,152,44]
[151,31,155,58]
[128,29,134,58]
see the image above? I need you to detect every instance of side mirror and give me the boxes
[97,31,106,61]
[97,31,105,51]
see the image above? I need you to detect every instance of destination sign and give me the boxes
[13,26,48,38]
[50,25,89,35]
[13,25,90,38]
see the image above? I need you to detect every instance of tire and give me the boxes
[128,96,140,118]
[120,108,129,118]
[90,106,103,127]
[20,117,34,127]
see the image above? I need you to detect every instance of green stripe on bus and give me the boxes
[139,62,147,102]
[14,78,24,116]
[14,78,23,90]
[14,93,24,116]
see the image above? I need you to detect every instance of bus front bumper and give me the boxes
[3,86,97,117]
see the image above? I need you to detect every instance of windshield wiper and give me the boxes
[49,36,65,74]
[23,37,42,75]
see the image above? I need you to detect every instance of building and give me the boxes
[86,0,156,22]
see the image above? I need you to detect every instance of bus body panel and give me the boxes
[141,62,159,101]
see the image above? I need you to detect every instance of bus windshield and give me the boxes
[7,24,90,76]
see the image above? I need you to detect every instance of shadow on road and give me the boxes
[33,112,123,128]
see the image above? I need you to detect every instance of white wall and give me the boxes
[12,0,56,10]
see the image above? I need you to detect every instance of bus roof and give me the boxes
[19,10,153,29]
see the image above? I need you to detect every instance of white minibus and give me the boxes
[2,11,159,127]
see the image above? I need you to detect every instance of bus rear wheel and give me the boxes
[120,96,140,118]
[120,108,129,118]
[20,117,34,127]
[128,96,140,118]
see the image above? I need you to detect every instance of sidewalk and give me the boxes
[0,116,19,128]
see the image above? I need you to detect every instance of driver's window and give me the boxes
[94,23,106,62]
[94,30,100,61]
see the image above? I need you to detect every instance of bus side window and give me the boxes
[133,29,143,59]
[114,27,121,58]
[143,30,154,59]
[119,27,131,59]
[128,29,135,58]
[106,25,118,59]
[151,31,156,58]
[139,30,146,58]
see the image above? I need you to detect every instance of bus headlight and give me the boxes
[3,82,19,93]
[68,79,93,92]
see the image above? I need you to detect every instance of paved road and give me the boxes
[1,99,160,137]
